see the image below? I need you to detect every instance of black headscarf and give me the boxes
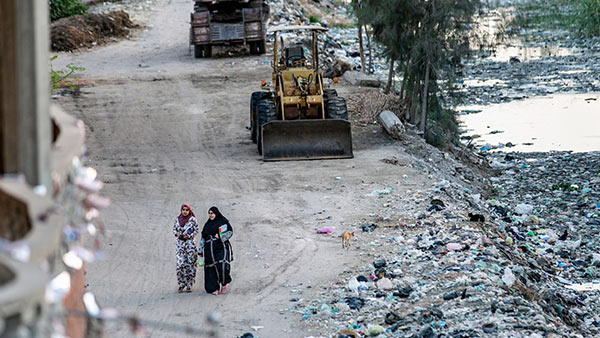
[203,206,229,237]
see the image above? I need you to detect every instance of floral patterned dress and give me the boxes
[173,216,199,290]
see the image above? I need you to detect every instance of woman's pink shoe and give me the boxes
[212,290,220,295]
[220,285,228,294]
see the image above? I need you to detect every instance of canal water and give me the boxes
[459,92,600,152]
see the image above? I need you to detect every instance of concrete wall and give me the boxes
[0,105,87,337]
[0,0,19,174]
[0,0,51,188]
[0,1,99,336]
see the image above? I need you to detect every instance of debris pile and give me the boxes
[50,10,136,52]
[288,150,599,337]
[455,50,600,107]
[268,0,387,80]
[346,92,404,124]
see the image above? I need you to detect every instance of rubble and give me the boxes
[268,0,388,80]
[288,149,599,337]
[343,71,381,88]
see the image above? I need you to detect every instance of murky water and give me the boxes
[484,43,579,63]
[459,93,600,152]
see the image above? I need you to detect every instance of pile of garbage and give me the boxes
[287,149,599,337]
[268,0,387,79]
[84,0,165,23]
[451,4,600,108]
[454,47,600,108]
[486,151,600,283]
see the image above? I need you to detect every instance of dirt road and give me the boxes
[53,0,431,336]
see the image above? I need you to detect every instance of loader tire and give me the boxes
[250,91,269,143]
[323,88,338,111]
[256,100,277,155]
[325,96,348,120]
[323,89,337,101]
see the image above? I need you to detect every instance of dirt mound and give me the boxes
[51,10,136,52]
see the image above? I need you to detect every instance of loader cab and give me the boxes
[252,25,352,160]
[285,43,307,68]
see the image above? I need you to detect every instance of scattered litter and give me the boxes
[565,282,600,291]
[360,224,378,232]
[317,226,335,234]
[369,188,392,196]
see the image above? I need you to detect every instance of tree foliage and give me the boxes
[49,0,88,22]
[578,0,600,36]
[355,0,481,146]
[513,0,600,37]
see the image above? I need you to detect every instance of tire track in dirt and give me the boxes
[51,0,417,336]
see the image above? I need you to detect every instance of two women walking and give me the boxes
[173,204,233,295]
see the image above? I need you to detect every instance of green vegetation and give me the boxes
[49,0,88,22]
[50,56,85,93]
[513,0,600,37]
[331,23,356,29]
[490,186,501,197]
[551,182,579,192]
[574,0,600,36]
[309,15,320,23]
[354,0,481,148]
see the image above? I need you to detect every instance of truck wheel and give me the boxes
[249,41,258,55]
[204,44,212,57]
[256,99,277,155]
[194,45,203,58]
[257,39,266,54]
[325,96,348,120]
[250,91,269,143]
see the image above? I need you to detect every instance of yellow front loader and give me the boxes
[249,25,353,161]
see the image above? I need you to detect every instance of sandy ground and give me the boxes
[53,0,434,336]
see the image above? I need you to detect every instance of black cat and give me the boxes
[468,213,485,223]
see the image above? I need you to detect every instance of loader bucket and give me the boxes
[261,119,353,161]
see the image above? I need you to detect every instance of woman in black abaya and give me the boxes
[198,206,233,295]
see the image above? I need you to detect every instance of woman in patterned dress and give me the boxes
[198,206,234,295]
[173,203,199,293]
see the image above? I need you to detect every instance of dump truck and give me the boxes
[190,0,269,58]
[249,25,353,161]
